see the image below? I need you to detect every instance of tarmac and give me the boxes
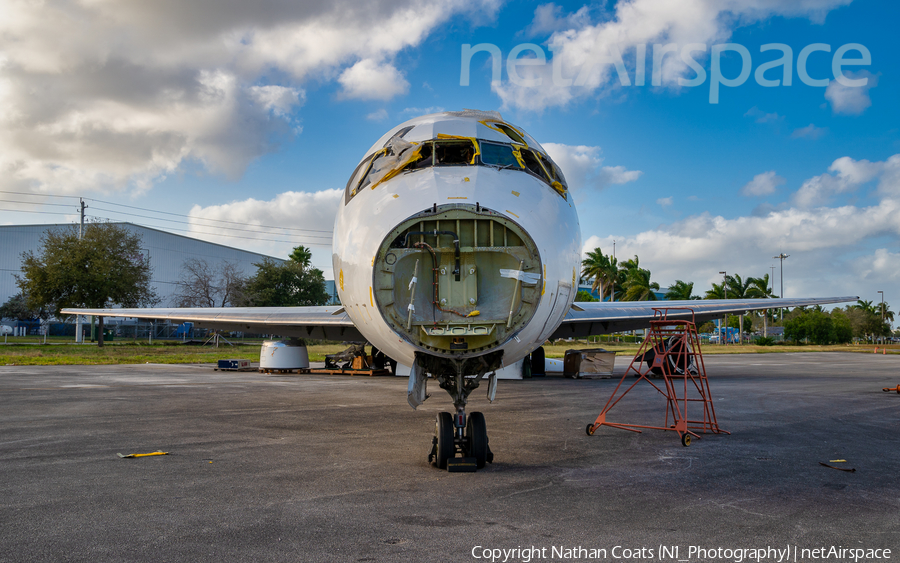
[1,352,898,562]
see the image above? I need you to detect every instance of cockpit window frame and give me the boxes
[345,138,568,205]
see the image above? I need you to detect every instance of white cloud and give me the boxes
[744,106,782,124]
[825,71,878,115]
[495,0,852,111]
[877,155,900,198]
[793,156,883,207]
[338,59,409,101]
[657,196,673,206]
[0,0,498,195]
[791,123,828,140]
[543,143,642,192]
[400,106,446,116]
[187,189,343,273]
[249,85,305,118]
[366,109,389,122]
[741,170,785,197]
[523,3,593,37]
[581,152,900,298]
[853,249,900,283]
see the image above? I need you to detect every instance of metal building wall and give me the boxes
[0,223,284,308]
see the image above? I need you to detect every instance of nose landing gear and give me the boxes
[418,351,501,471]
[428,410,493,471]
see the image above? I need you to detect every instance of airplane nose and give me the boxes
[372,203,542,357]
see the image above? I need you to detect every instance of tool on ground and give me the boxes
[819,462,856,473]
[883,385,900,394]
[117,451,168,458]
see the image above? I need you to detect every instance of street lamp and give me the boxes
[878,290,884,344]
[773,253,790,321]
[720,271,727,345]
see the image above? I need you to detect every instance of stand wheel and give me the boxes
[467,412,488,469]
[681,434,691,447]
[434,412,454,469]
[586,424,595,436]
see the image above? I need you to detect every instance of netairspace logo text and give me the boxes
[460,42,871,104]
[470,544,891,563]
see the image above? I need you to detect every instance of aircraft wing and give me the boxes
[60,306,365,341]
[550,296,858,339]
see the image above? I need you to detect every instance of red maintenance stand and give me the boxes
[586,308,728,446]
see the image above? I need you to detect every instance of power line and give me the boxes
[85,213,331,246]
[88,205,332,240]
[0,208,79,217]
[0,199,78,208]
[0,190,334,235]
[86,197,333,234]
[0,190,81,199]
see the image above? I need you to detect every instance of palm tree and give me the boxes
[747,274,775,337]
[854,300,876,314]
[620,259,659,301]
[723,274,752,343]
[704,282,726,300]
[581,248,617,301]
[878,301,894,324]
[665,280,697,301]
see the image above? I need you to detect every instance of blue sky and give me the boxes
[1,0,896,311]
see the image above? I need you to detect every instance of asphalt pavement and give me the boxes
[1,352,898,562]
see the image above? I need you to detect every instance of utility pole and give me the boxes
[878,290,884,344]
[773,253,789,322]
[719,271,727,345]
[75,198,88,343]
[611,239,616,303]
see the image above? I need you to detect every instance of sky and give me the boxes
[1,0,897,310]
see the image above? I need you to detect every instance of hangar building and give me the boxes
[0,223,287,308]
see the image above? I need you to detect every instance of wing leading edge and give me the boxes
[551,296,859,340]
[59,306,364,341]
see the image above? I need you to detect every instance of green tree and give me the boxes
[785,309,852,345]
[240,246,329,307]
[831,310,854,343]
[854,300,876,314]
[581,248,617,302]
[574,290,598,302]
[704,281,726,300]
[618,257,659,301]
[289,246,313,266]
[725,274,752,300]
[848,301,888,341]
[877,301,894,325]
[0,293,48,321]
[16,223,158,347]
[665,280,698,300]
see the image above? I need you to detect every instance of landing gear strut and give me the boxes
[420,352,500,471]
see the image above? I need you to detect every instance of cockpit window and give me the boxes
[480,141,522,169]
[410,142,434,169]
[386,125,415,146]
[435,140,475,166]
[519,149,550,181]
[538,153,567,185]
[345,154,374,203]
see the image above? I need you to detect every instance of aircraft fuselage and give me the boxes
[332,111,582,373]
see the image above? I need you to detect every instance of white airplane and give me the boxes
[63,110,857,471]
